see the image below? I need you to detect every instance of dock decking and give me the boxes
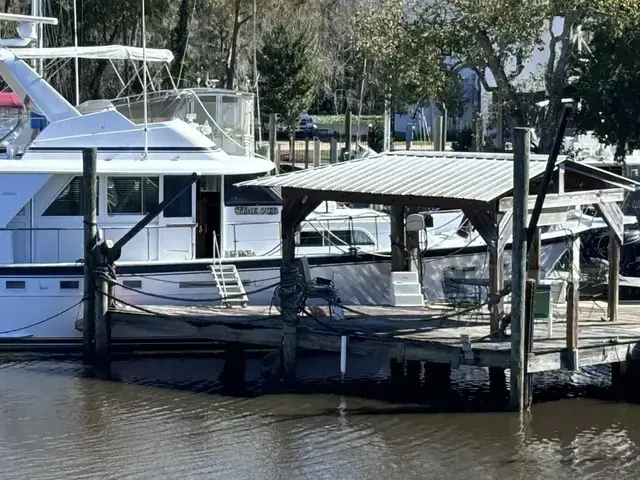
[109,301,640,373]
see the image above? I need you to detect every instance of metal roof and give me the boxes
[239,151,554,204]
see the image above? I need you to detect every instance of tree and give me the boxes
[355,0,447,110]
[414,0,639,153]
[574,17,640,161]
[257,21,320,135]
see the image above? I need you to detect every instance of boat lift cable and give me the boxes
[0,299,83,335]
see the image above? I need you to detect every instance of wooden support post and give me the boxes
[406,207,420,273]
[566,281,579,370]
[304,137,310,169]
[280,206,299,385]
[82,148,97,364]
[527,228,541,280]
[608,229,620,322]
[345,110,352,160]
[489,225,505,394]
[475,115,484,152]
[383,97,391,151]
[276,144,282,170]
[219,343,246,391]
[424,362,451,387]
[390,205,406,271]
[434,116,444,152]
[313,137,321,167]
[524,279,536,411]
[405,122,413,150]
[509,127,530,412]
[268,113,278,173]
[329,137,338,164]
[94,248,111,365]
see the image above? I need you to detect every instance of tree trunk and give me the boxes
[225,0,243,90]
[170,0,192,85]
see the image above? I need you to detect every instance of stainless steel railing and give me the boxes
[0,223,196,264]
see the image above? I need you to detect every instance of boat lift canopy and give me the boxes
[7,45,174,63]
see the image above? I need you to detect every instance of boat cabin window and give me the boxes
[163,176,193,218]
[224,175,281,206]
[43,176,99,216]
[297,229,375,247]
[107,177,159,215]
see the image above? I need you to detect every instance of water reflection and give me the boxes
[0,355,638,479]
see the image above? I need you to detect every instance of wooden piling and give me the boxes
[524,278,536,410]
[313,137,321,167]
[405,122,413,150]
[390,205,406,271]
[608,229,620,322]
[268,113,278,173]
[345,110,352,161]
[280,215,298,385]
[383,98,391,151]
[434,116,444,152]
[527,228,541,280]
[475,115,484,152]
[329,137,338,164]
[489,215,505,394]
[509,127,530,412]
[82,148,97,364]
[304,137,310,168]
[94,248,110,364]
[566,281,579,370]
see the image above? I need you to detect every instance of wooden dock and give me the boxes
[109,301,640,374]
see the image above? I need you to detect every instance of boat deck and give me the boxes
[109,301,640,373]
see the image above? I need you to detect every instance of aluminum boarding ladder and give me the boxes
[210,234,248,307]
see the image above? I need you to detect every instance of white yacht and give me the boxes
[0,15,632,340]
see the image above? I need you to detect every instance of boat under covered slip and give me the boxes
[0,41,637,341]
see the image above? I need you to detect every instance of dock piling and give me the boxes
[405,122,413,150]
[268,113,278,173]
[313,137,321,167]
[524,278,536,410]
[82,148,98,365]
[434,116,444,152]
[608,228,621,322]
[345,110,352,161]
[509,127,530,412]
[329,137,338,164]
[94,247,111,364]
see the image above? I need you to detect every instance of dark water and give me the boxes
[1,353,640,480]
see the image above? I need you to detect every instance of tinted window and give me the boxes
[107,177,159,215]
[298,231,323,246]
[164,176,193,218]
[43,176,99,216]
[224,175,281,206]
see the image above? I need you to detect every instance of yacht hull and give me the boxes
[0,239,569,340]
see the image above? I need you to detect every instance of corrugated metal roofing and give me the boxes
[238,151,553,203]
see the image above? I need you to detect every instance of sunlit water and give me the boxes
[0,353,639,480]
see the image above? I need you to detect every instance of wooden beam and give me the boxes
[595,201,624,244]
[301,190,489,212]
[527,228,541,280]
[499,188,625,211]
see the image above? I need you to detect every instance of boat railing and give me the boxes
[0,223,196,264]
[211,231,227,294]
[226,214,391,257]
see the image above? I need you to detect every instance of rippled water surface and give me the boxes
[1,354,640,479]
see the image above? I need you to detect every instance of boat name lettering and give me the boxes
[234,206,278,215]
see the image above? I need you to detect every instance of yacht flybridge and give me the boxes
[0,12,635,340]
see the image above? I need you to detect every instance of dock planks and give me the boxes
[109,301,640,374]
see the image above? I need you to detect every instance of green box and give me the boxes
[534,285,552,319]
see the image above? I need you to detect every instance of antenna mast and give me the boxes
[73,0,80,105]
[141,0,148,158]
